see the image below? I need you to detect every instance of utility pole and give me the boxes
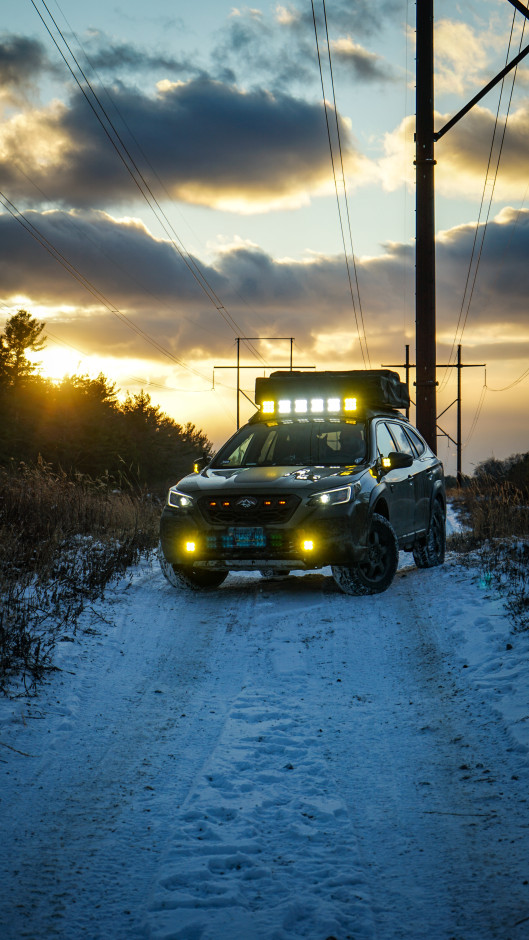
[384,344,485,483]
[415,0,437,454]
[414,0,529,456]
[214,338,314,429]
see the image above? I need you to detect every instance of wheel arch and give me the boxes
[371,497,389,521]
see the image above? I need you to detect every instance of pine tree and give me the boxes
[2,310,46,385]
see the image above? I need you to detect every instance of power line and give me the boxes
[30,0,268,367]
[485,366,529,391]
[464,383,487,447]
[310,0,368,368]
[0,190,209,381]
[442,10,524,386]
[321,0,370,367]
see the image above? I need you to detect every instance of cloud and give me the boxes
[277,1,402,38]
[0,33,57,100]
[79,33,203,80]
[378,99,529,202]
[0,77,370,212]
[211,2,399,93]
[330,38,393,83]
[435,103,529,201]
[434,19,489,96]
[0,206,528,366]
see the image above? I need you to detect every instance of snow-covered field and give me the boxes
[1,509,529,940]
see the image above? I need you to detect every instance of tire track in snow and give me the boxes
[1,561,261,939]
[2,560,529,940]
[312,562,529,940]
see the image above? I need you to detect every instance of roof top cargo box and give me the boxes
[254,369,410,412]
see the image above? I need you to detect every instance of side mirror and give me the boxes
[193,454,210,474]
[378,451,414,474]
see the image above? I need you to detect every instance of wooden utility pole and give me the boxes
[414,0,529,455]
[415,0,437,453]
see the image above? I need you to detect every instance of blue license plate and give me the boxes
[227,526,266,548]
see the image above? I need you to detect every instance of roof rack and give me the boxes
[254,369,410,417]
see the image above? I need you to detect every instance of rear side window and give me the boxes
[405,427,426,457]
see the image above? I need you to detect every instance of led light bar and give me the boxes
[260,396,358,416]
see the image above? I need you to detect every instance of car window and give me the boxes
[213,420,366,467]
[219,431,257,467]
[388,423,415,457]
[405,427,426,457]
[375,422,397,458]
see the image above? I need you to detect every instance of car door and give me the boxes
[375,421,415,537]
[387,421,428,535]
[402,425,435,532]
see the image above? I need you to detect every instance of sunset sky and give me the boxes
[1,0,528,475]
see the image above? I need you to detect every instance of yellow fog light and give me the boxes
[302,539,314,552]
[185,541,196,553]
[262,400,275,414]
[382,457,391,468]
[344,397,357,412]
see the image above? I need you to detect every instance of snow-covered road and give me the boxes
[1,539,529,939]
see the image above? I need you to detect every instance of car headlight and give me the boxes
[167,488,194,509]
[309,485,352,507]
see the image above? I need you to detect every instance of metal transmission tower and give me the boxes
[414,0,529,454]
[384,345,485,485]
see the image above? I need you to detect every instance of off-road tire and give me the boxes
[413,500,446,568]
[158,547,228,590]
[331,513,399,595]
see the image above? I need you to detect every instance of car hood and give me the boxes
[176,464,366,496]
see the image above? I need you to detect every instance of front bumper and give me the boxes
[160,505,366,570]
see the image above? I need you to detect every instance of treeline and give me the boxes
[0,311,211,493]
[473,453,529,493]
[445,453,529,493]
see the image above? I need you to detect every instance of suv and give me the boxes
[159,370,445,595]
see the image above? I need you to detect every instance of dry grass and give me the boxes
[0,462,159,691]
[447,478,529,632]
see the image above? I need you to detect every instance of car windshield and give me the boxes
[212,419,366,468]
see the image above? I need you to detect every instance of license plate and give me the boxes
[227,526,266,548]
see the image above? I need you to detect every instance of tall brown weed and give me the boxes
[0,462,159,691]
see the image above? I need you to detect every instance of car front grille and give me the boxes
[198,493,301,525]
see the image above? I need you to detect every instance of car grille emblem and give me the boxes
[237,497,258,510]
